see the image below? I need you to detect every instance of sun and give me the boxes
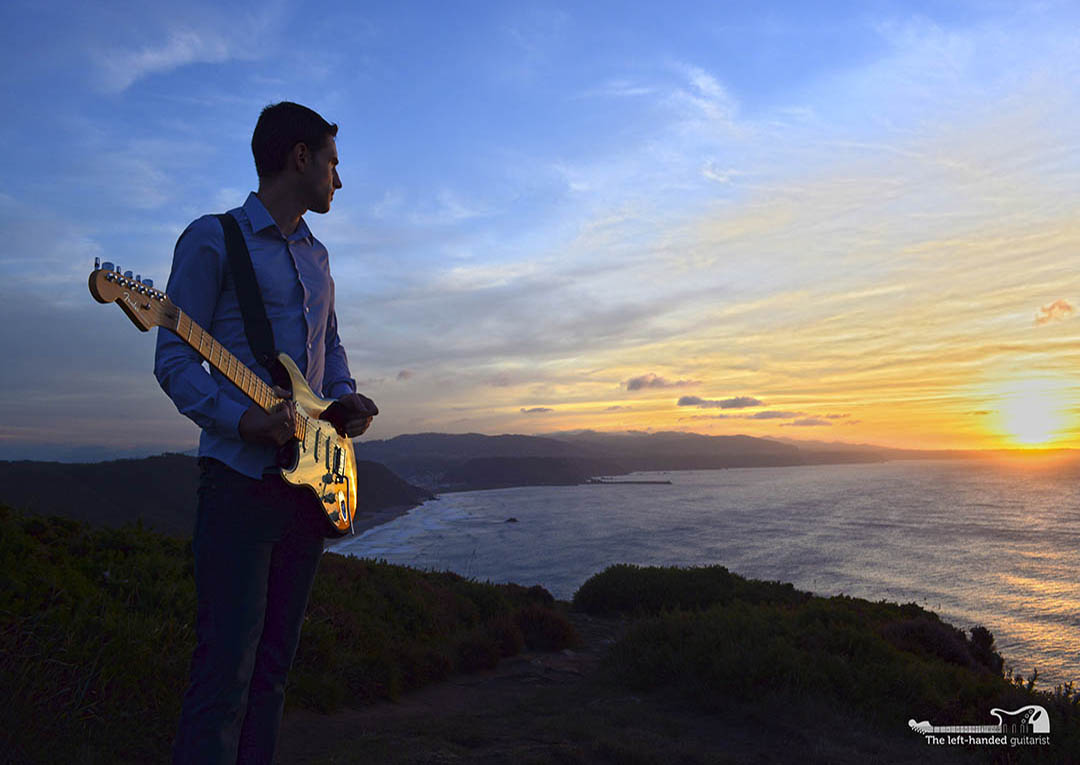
[992,377,1072,446]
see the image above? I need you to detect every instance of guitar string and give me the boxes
[169,305,326,446]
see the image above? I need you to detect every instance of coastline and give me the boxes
[326,503,418,550]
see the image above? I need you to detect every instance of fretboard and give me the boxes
[167,308,309,442]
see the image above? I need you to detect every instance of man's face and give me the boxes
[303,136,342,214]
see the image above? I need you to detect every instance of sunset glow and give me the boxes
[1,3,1079,459]
[993,377,1074,447]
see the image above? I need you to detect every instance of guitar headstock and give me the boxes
[88,261,176,332]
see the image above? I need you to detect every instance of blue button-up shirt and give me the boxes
[154,192,356,479]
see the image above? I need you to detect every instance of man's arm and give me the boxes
[154,217,250,438]
[321,303,378,437]
[154,218,297,446]
[322,302,356,400]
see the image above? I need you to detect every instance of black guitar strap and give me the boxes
[215,213,284,385]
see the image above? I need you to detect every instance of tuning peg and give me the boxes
[142,277,154,288]
[102,261,114,272]
[94,257,100,270]
[124,270,133,279]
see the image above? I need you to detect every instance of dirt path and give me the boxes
[275,613,971,765]
[275,612,625,764]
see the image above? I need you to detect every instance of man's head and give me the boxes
[252,102,341,213]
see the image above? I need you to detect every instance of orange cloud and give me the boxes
[1034,299,1074,326]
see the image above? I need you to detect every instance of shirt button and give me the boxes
[305,306,310,313]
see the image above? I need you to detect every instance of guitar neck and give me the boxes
[166,308,306,440]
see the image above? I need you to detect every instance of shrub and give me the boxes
[0,505,574,762]
[592,564,1080,756]
[515,603,580,651]
[572,563,807,616]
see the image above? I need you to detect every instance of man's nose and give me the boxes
[333,170,342,189]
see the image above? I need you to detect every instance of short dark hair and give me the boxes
[251,102,338,179]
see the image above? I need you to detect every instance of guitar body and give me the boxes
[89,264,360,537]
[274,353,357,536]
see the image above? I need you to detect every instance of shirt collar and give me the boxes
[242,192,313,243]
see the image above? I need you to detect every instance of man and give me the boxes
[155,101,378,764]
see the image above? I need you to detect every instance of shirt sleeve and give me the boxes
[153,216,250,438]
[322,303,357,399]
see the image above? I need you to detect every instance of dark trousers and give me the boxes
[173,458,325,765]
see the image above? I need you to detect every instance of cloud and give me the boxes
[672,63,737,125]
[520,407,554,414]
[626,373,698,391]
[397,370,414,381]
[783,418,834,427]
[682,410,802,421]
[604,405,631,412]
[701,161,740,184]
[1034,299,1075,326]
[677,395,763,409]
[97,28,242,92]
[583,79,656,98]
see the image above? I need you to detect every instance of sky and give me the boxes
[1,0,1079,460]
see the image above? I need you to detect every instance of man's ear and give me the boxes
[289,141,310,173]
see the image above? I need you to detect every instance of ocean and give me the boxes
[332,458,1080,688]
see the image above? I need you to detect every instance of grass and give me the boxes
[576,564,1080,762]
[0,504,577,763]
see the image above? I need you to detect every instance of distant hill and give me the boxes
[356,430,890,491]
[0,454,432,537]
[553,430,805,470]
[4,433,1040,530]
[440,456,624,491]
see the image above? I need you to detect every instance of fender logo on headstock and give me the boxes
[122,290,146,312]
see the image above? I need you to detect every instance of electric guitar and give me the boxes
[88,261,358,536]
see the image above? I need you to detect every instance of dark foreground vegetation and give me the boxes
[0,505,574,763]
[577,564,1080,763]
[3,504,1078,763]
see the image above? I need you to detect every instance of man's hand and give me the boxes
[321,392,378,438]
[238,386,296,446]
